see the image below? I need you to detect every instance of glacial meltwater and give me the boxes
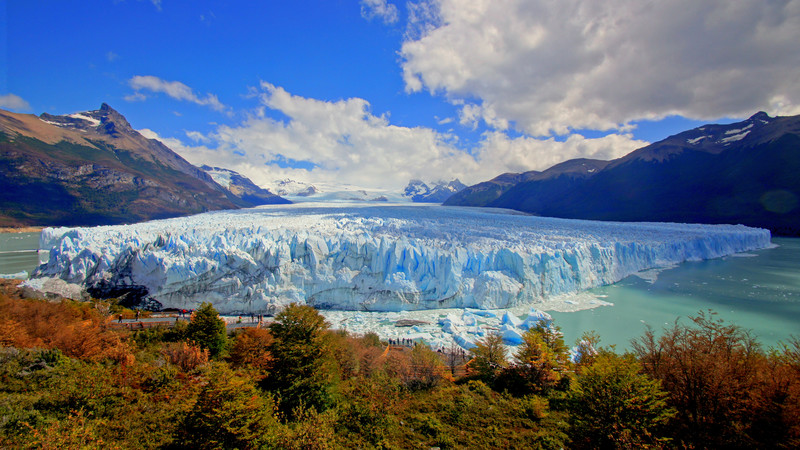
[551,237,800,350]
[0,232,41,278]
[2,232,798,351]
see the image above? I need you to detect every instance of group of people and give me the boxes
[388,337,415,346]
[237,313,265,324]
[117,309,141,323]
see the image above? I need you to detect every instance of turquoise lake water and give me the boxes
[2,232,798,350]
[0,232,41,276]
[551,237,800,350]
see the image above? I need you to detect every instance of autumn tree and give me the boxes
[467,332,507,381]
[186,302,228,358]
[572,331,601,371]
[499,324,571,396]
[568,352,675,449]
[182,362,279,449]
[228,327,273,377]
[263,303,338,419]
[632,310,766,448]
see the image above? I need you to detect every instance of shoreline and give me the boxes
[0,227,44,234]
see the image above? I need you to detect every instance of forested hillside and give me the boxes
[0,280,798,448]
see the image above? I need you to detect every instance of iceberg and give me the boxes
[31,203,771,314]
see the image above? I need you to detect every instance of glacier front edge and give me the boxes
[32,204,771,314]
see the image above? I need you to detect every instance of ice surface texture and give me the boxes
[34,204,771,314]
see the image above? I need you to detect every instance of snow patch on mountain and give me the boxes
[267,179,318,197]
[32,204,771,315]
[203,167,233,188]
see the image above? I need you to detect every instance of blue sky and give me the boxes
[3,0,799,190]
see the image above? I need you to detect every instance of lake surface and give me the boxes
[2,232,798,350]
[0,232,41,276]
[551,236,800,350]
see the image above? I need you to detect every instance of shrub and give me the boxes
[227,327,273,376]
[162,341,209,373]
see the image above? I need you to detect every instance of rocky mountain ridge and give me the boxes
[446,112,800,235]
[0,104,241,227]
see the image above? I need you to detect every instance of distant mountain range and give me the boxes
[403,179,467,203]
[446,112,800,236]
[0,104,288,227]
[200,165,289,206]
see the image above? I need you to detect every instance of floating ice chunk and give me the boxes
[501,312,522,328]
[520,309,552,330]
[461,311,478,326]
[500,324,524,345]
[453,333,477,350]
[0,271,28,280]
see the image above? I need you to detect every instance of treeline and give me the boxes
[0,284,798,449]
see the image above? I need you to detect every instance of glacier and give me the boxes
[32,203,771,315]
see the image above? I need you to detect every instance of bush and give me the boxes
[162,341,209,373]
[228,327,273,376]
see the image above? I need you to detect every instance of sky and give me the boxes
[3,0,800,191]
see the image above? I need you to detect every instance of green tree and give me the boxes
[182,362,279,449]
[185,302,228,358]
[568,352,675,449]
[467,332,507,381]
[263,303,338,419]
[500,324,571,395]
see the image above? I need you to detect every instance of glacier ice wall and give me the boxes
[33,204,771,314]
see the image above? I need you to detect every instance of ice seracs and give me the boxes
[32,203,771,315]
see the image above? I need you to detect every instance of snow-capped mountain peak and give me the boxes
[402,179,467,203]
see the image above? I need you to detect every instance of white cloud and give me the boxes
[473,132,647,176]
[128,75,228,112]
[140,83,646,190]
[401,0,800,136]
[0,93,31,111]
[124,92,147,102]
[361,0,399,25]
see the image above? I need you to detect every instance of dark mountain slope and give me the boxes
[447,112,800,235]
[444,171,540,207]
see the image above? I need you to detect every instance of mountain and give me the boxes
[0,104,239,227]
[402,179,467,203]
[268,179,318,197]
[444,160,608,207]
[200,165,290,206]
[445,112,800,236]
